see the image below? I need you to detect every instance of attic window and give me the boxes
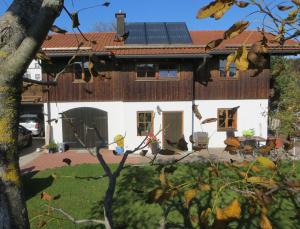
[136,64,156,78]
[159,64,178,78]
[73,58,92,83]
[219,58,237,79]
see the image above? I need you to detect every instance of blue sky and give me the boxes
[0,0,287,32]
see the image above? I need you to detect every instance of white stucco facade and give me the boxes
[44,99,268,151]
[194,99,268,147]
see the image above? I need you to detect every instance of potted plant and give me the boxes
[242,129,255,138]
[47,141,58,154]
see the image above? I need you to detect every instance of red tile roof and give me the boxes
[42,30,299,56]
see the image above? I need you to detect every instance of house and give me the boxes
[24,60,42,81]
[21,60,44,117]
[41,12,299,151]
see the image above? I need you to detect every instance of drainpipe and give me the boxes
[191,57,207,147]
[45,74,52,145]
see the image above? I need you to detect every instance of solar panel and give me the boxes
[125,22,192,45]
[166,22,192,44]
[145,23,169,44]
[125,23,147,45]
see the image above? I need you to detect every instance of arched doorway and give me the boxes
[62,107,108,148]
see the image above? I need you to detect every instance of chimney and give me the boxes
[115,10,126,37]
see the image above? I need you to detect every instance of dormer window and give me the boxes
[73,58,92,83]
[219,58,237,79]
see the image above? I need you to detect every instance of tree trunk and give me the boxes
[0,0,63,227]
[103,176,117,229]
[0,79,29,228]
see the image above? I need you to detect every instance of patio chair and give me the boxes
[192,132,209,150]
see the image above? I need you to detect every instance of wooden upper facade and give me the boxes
[42,56,271,102]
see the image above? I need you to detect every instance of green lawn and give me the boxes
[23,161,300,229]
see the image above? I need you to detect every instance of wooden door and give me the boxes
[162,112,183,150]
[62,107,108,148]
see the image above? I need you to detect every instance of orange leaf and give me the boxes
[236,1,249,8]
[251,165,261,173]
[71,12,80,28]
[184,189,198,208]
[260,214,272,229]
[192,104,202,120]
[212,2,233,20]
[235,46,249,71]
[245,177,278,189]
[201,118,218,124]
[277,5,293,11]
[37,220,47,228]
[224,137,240,148]
[159,170,171,188]
[224,21,249,39]
[197,1,228,19]
[50,25,67,34]
[205,38,224,51]
[216,199,241,220]
[41,192,53,201]
[292,0,300,6]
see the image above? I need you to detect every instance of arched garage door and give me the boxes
[62,107,108,148]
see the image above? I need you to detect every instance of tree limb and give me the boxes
[22,77,57,86]
[48,206,106,226]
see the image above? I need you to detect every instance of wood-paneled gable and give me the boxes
[43,56,270,102]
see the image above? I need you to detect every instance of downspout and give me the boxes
[45,73,52,145]
[191,57,207,148]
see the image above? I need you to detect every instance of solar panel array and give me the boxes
[125,22,192,45]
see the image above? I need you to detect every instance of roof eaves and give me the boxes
[114,53,212,59]
[105,45,206,49]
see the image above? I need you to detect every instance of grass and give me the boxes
[23,164,116,229]
[23,161,300,229]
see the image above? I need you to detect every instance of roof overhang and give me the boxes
[114,54,211,59]
[43,51,111,57]
[209,49,300,55]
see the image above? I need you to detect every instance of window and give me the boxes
[73,58,92,83]
[35,74,41,80]
[137,112,153,136]
[217,108,237,131]
[136,63,180,80]
[159,64,178,78]
[219,58,237,79]
[24,73,30,79]
[136,64,156,78]
[35,63,40,69]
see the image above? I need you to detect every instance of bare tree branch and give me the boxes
[22,77,57,86]
[48,206,106,226]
